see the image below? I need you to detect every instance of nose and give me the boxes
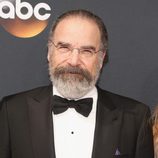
[67,49,81,66]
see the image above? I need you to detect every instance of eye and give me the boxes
[81,49,94,55]
[57,44,70,53]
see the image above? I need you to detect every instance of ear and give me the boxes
[99,51,106,69]
[47,53,50,62]
[47,46,52,62]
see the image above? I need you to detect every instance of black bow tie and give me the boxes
[52,95,93,117]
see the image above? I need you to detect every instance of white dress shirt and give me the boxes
[52,86,98,158]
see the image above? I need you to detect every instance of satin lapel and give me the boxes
[27,91,55,158]
[92,89,124,158]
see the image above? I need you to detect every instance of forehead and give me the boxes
[52,16,101,46]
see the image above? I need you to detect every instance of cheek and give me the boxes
[85,58,100,76]
[48,53,68,68]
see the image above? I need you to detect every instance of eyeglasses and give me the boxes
[51,41,102,58]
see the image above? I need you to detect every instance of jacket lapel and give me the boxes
[92,88,124,158]
[27,86,55,158]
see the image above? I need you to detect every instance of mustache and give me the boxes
[53,66,92,82]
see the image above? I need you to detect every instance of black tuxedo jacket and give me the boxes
[0,85,154,158]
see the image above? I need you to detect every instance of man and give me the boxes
[0,9,154,158]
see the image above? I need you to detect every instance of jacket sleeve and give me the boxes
[0,98,11,158]
[135,106,154,158]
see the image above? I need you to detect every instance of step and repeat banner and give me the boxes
[0,0,158,109]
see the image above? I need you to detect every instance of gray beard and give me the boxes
[49,65,100,99]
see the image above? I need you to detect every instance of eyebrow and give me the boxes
[56,41,96,50]
[56,41,71,46]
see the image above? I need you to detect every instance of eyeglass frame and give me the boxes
[49,41,104,57]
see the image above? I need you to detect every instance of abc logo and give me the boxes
[0,0,51,38]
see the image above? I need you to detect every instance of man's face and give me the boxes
[48,17,105,99]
